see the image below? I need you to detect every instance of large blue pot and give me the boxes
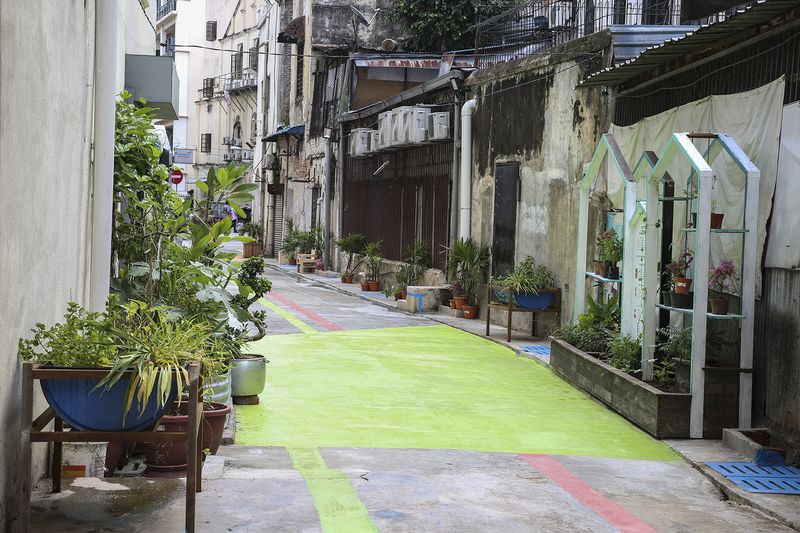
[513,291,555,310]
[493,289,510,305]
[40,373,177,432]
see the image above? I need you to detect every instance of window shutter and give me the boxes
[200,133,212,153]
[202,78,214,99]
[249,46,259,71]
[206,21,217,41]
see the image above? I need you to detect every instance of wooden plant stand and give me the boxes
[485,286,562,342]
[20,363,204,533]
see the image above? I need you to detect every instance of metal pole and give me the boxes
[322,138,333,269]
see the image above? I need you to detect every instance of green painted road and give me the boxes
[238,324,676,461]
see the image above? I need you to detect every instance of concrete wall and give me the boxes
[466,31,614,325]
[0,4,95,527]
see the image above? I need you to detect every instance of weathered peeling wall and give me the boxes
[467,31,614,324]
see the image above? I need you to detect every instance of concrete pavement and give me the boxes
[30,265,796,532]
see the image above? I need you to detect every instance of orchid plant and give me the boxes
[709,259,737,293]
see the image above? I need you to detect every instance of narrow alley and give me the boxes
[31,267,792,532]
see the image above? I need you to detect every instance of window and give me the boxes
[200,133,212,153]
[202,77,214,99]
[206,20,217,41]
[250,38,259,71]
[231,44,243,77]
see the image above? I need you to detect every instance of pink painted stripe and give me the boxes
[268,292,343,331]
[520,455,656,533]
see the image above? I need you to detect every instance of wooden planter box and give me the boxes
[550,338,691,438]
[242,242,263,258]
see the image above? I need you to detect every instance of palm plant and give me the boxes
[403,240,431,285]
[335,233,367,275]
[364,241,383,281]
[445,238,489,305]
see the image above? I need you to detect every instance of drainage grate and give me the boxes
[706,462,800,494]
[521,345,551,356]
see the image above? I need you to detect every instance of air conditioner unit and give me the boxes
[407,107,430,144]
[427,112,450,141]
[349,128,371,157]
[368,130,380,153]
[391,106,414,146]
[377,111,394,149]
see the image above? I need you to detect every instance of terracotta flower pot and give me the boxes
[341,275,354,284]
[709,297,729,315]
[593,260,606,276]
[144,402,231,475]
[450,299,457,309]
[710,213,724,229]
[453,296,467,310]
[401,289,407,300]
[674,277,692,295]
[368,280,380,291]
[360,282,371,291]
[462,305,479,319]
[289,258,297,265]
[394,292,403,301]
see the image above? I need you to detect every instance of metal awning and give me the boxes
[262,124,305,142]
[578,0,800,88]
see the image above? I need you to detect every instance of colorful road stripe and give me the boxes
[268,292,343,331]
[288,448,377,533]
[258,297,316,334]
[520,454,657,533]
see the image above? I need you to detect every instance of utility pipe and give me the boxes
[88,0,119,311]
[448,94,461,247]
[322,138,333,268]
[458,98,477,240]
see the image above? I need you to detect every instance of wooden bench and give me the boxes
[296,252,317,273]
[485,286,562,342]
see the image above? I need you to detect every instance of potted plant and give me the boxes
[335,233,366,283]
[359,272,371,292]
[710,200,724,229]
[665,250,694,308]
[456,239,490,319]
[240,222,264,258]
[18,301,225,432]
[365,241,382,291]
[450,281,465,309]
[402,240,431,287]
[596,229,623,279]
[492,256,557,309]
[708,259,737,315]
[394,266,409,300]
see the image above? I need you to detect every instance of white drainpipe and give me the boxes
[88,0,119,311]
[459,98,477,240]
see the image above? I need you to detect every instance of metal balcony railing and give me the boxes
[197,72,257,100]
[157,0,177,21]
[473,0,686,66]
[222,136,243,147]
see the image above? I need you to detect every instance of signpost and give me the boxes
[171,169,184,191]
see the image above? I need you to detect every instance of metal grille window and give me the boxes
[200,133,212,153]
[206,20,217,41]
[157,0,176,20]
[310,59,345,136]
[202,78,214,99]
[250,39,259,71]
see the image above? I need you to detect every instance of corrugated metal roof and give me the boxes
[579,0,800,88]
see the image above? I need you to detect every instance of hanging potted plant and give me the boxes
[708,259,737,315]
[665,250,694,309]
[365,241,383,291]
[596,229,623,279]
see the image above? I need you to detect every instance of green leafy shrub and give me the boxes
[335,232,366,275]
[596,229,623,264]
[493,256,556,294]
[607,334,641,373]
[551,322,611,355]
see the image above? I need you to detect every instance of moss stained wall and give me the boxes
[466,31,614,322]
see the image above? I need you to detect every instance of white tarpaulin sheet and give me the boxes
[765,102,800,270]
[607,77,785,294]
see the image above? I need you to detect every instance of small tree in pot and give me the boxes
[240,222,264,258]
[335,233,366,283]
[456,239,490,319]
[364,241,383,291]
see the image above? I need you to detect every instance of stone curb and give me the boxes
[667,445,800,531]
[263,263,549,368]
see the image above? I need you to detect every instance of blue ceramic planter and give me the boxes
[40,374,177,432]
[513,292,555,310]
[493,289,510,304]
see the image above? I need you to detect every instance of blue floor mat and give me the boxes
[706,462,800,494]
[520,345,551,356]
